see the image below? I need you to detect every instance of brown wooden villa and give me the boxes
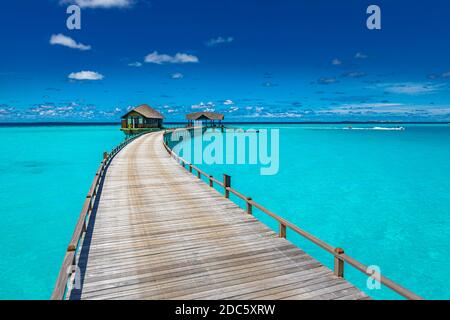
[186,112,224,128]
[121,104,164,134]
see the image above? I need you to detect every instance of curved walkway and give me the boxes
[72,131,368,300]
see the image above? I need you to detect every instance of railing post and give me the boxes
[279,223,286,238]
[334,247,345,278]
[103,152,108,160]
[246,197,252,215]
[197,170,201,179]
[209,175,213,187]
[93,177,98,197]
[189,164,193,173]
[223,174,231,198]
[87,194,93,211]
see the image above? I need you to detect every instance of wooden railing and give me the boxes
[51,132,149,300]
[163,129,423,300]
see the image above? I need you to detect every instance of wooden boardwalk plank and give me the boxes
[73,131,368,300]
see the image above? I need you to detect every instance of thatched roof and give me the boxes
[121,104,164,119]
[186,112,224,121]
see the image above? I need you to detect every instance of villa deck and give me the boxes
[66,132,368,300]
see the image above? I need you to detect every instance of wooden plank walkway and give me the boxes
[71,131,368,300]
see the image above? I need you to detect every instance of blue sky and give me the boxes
[0,0,450,122]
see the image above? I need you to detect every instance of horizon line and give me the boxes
[0,121,449,127]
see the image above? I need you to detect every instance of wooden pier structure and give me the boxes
[52,130,422,300]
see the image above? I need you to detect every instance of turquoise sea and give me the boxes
[0,124,449,299]
[170,123,450,300]
[0,125,124,299]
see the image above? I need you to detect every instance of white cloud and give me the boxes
[342,71,366,78]
[383,83,443,94]
[144,51,199,64]
[78,110,94,118]
[29,104,78,117]
[191,102,215,110]
[355,52,368,59]
[318,77,338,85]
[50,34,91,51]
[331,58,342,65]
[264,112,303,118]
[316,103,450,117]
[61,0,134,9]
[223,99,234,105]
[68,71,104,81]
[323,103,404,113]
[128,62,142,67]
[171,72,184,79]
[243,110,303,119]
[427,72,450,80]
[262,81,278,87]
[232,102,450,119]
[206,36,234,47]
[161,105,175,113]
[33,106,57,117]
[99,107,123,117]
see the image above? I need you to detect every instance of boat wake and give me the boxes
[344,126,405,131]
[303,126,406,131]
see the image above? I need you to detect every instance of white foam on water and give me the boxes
[304,126,406,131]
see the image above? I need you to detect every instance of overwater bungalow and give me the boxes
[186,112,224,128]
[121,104,164,135]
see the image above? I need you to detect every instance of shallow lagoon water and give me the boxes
[0,125,123,299]
[0,124,449,299]
[172,124,450,299]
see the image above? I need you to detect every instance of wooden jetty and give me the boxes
[52,130,422,300]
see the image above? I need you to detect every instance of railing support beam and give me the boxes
[334,247,345,278]
[209,175,214,187]
[246,197,253,215]
[279,223,286,238]
[223,174,231,198]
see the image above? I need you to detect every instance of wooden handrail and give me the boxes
[51,132,149,300]
[340,253,423,300]
[162,130,423,300]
